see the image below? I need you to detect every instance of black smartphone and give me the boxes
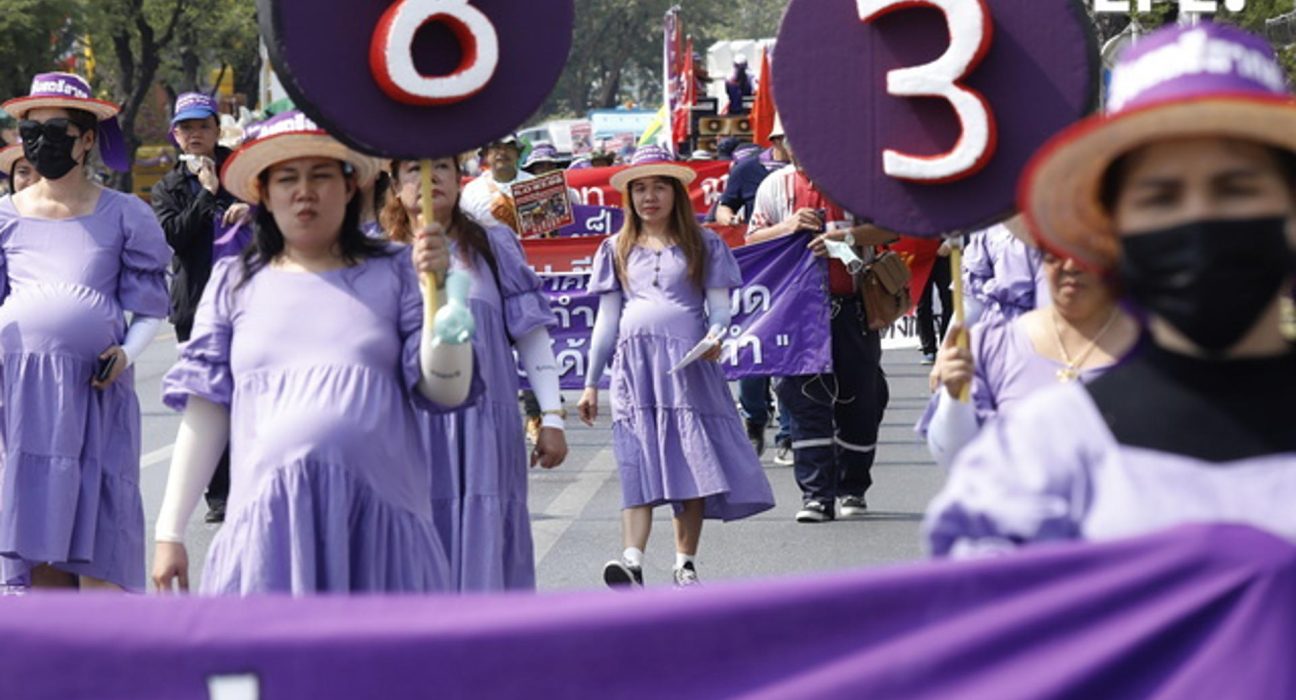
[95,354,118,383]
[814,208,828,233]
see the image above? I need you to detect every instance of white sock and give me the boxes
[623,547,643,568]
[675,553,695,570]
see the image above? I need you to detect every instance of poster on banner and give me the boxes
[570,121,593,156]
[526,234,832,389]
[513,171,575,238]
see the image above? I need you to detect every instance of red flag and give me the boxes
[672,39,695,148]
[751,47,776,147]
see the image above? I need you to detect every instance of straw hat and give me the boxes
[2,73,119,122]
[608,145,696,192]
[1019,22,1296,270]
[220,110,380,204]
[0,142,26,175]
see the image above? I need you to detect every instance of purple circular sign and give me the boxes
[773,0,1098,237]
[258,0,574,160]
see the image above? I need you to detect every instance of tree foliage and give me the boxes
[0,0,80,111]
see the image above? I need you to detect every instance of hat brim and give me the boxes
[0,144,25,176]
[2,95,120,122]
[609,163,696,192]
[220,132,380,204]
[171,108,218,126]
[1020,94,1296,270]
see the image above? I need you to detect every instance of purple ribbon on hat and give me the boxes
[23,72,130,173]
[626,144,677,166]
[241,110,323,144]
[1107,22,1289,116]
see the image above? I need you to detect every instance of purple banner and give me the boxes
[554,205,624,237]
[534,234,832,389]
[1,524,1292,698]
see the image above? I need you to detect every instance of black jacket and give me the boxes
[150,146,239,340]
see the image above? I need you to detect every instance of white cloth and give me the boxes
[585,292,622,389]
[515,327,564,431]
[121,315,164,365]
[155,397,230,543]
[460,170,535,230]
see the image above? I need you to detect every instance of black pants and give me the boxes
[916,256,953,355]
[177,321,231,507]
[775,297,889,510]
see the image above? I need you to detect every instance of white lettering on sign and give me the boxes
[1106,27,1281,110]
[208,674,259,700]
[856,0,998,183]
[1094,0,1245,13]
[369,0,500,105]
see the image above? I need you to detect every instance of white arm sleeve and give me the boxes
[121,316,164,366]
[585,292,623,389]
[705,287,732,339]
[516,327,564,431]
[154,397,229,543]
[418,324,474,405]
[925,389,982,471]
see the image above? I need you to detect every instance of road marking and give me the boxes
[141,443,174,470]
[532,446,614,565]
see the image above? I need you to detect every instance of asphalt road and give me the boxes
[134,333,945,592]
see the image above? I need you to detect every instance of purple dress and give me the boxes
[164,248,475,594]
[0,190,170,591]
[425,226,555,592]
[589,230,774,520]
[916,318,1104,435]
[924,382,1296,556]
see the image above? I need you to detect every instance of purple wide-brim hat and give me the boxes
[1020,22,1296,270]
[608,145,696,191]
[220,110,380,204]
[523,144,568,170]
[1,72,120,121]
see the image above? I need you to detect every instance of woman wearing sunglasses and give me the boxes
[0,73,170,591]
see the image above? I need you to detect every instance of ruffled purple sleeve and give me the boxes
[702,228,742,289]
[117,191,173,317]
[162,257,236,411]
[587,236,621,295]
[396,251,485,413]
[485,225,556,340]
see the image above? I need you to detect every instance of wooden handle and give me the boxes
[420,159,441,329]
[949,244,970,403]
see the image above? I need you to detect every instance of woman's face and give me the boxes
[262,157,355,251]
[22,107,94,173]
[1043,253,1111,318]
[396,157,459,221]
[1112,137,1296,245]
[629,176,675,227]
[11,158,39,192]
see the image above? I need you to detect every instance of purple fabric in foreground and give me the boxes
[0,524,1292,699]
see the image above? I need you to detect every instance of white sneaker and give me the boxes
[773,442,793,466]
[673,562,700,587]
[795,501,834,523]
[838,496,868,518]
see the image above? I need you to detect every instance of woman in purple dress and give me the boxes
[381,156,568,592]
[918,250,1139,469]
[926,23,1296,556]
[579,146,774,588]
[151,111,477,594]
[0,74,170,592]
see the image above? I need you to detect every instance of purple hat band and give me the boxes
[242,110,324,143]
[27,72,93,100]
[1107,23,1288,115]
[626,145,676,166]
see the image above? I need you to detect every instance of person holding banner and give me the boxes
[926,23,1296,555]
[918,249,1138,469]
[381,156,568,592]
[0,141,39,193]
[0,73,169,592]
[461,134,531,233]
[747,155,898,523]
[152,111,478,594]
[579,145,774,588]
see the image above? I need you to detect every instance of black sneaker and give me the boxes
[602,559,644,588]
[746,420,767,458]
[838,495,868,518]
[204,500,226,524]
[773,439,793,466]
[795,500,834,523]
[673,561,700,588]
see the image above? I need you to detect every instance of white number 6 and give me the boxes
[370,0,500,105]
[857,0,997,183]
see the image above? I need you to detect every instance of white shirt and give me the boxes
[460,170,534,231]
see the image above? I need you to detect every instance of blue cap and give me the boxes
[171,92,219,125]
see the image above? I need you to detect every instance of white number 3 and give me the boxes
[370,0,501,105]
[857,0,997,183]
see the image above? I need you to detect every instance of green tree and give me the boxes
[0,0,80,111]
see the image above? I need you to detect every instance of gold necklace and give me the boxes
[1050,308,1119,382]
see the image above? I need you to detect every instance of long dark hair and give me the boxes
[380,158,499,276]
[237,161,392,289]
[614,177,706,290]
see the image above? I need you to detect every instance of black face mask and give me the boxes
[19,118,82,181]
[1118,216,1296,354]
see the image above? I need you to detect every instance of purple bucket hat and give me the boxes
[1021,22,1296,269]
[608,144,696,191]
[523,143,569,171]
[2,73,130,173]
[171,92,219,125]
